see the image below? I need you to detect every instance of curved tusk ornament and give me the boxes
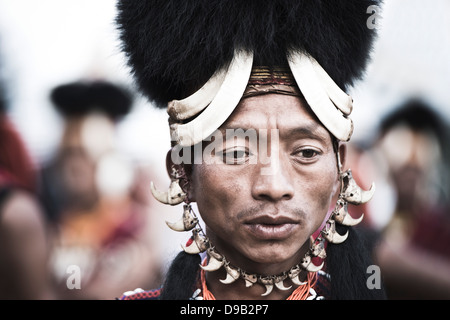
[288,266,307,286]
[300,254,324,272]
[201,248,224,272]
[310,238,327,259]
[342,211,364,226]
[340,170,376,205]
[305,260,324,273]
[168,69,227,121]
[274,275,292,291]
[181,229,208,254]
[171,50,254,147]
[291,274,307,286]
[260,277,274,297]
[166,204,199,232]
[220,263,240,285]
[322,220,349,244]
[288,51,354,142]
[333,200,364,227]
[150,180,186,206]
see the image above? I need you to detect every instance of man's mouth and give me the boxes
[243,215,300,240]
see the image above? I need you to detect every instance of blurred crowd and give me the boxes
[0,77,163,299]
[345,99,450,299]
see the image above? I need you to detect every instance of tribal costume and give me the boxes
[116,0,386,300]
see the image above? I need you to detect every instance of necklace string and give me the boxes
[199,259,317,300]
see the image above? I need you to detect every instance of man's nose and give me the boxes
[251,156,295,202]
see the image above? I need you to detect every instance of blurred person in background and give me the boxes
[368,99,450,299]
[40,81,162,299]
[0,58,53,299]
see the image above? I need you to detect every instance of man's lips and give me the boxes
[243,215,300,240]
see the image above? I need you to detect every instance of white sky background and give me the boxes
[351,0,450,143]
[0,0,450,262]
[0,0,170,169]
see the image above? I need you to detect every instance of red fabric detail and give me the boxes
[119,288,162,300]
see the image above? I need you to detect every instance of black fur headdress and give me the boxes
[50,81,133,120]
[117,0,380,109]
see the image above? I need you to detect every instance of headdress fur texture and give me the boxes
[117,0,380,108]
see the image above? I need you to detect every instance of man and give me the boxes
[117,0,385,300]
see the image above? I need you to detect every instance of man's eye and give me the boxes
[292,147,321,163]
[218,148,250,164]
[226,150,246,159]
[299,149,318,158]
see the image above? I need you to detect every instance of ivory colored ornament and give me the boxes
[340,169,376,205]
[170,50,254,147]
[200,248,224,272]
[201,246,315,297]
[288,51,354,141]
[181,229,209,254]
[260,277,274,297]
[288,266,307,286]
[168,50,356,147]
[310,238,327,259]
[220,263,240,285]
[150,179,186,206]
[300,253,325,272]
[241,272,257,288]
[274,275,292,291]
[166,204,199,232]
[332,199,364,227]
[321,219,349,244]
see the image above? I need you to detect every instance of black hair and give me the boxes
[159,251,201,300]
[327,224,387,299]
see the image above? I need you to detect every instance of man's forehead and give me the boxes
[221,94,330,139]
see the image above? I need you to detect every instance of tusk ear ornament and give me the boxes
[150,180,186,206]
[305,260,324,273]
[310,237,327,259]
[300,253,324,272]
[322,220,349,244]
[181,229,208,254]
[340,170,375,205]
[333,200,364,227]
[166,204,199,232]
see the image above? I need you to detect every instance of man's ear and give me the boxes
[338,143,347,171]
[165,149,195,201]
[332,143,347,196]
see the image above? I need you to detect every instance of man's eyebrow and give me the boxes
[284,125,330,142]
[220,123,330,142]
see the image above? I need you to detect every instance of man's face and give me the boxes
[189,94,340,271]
